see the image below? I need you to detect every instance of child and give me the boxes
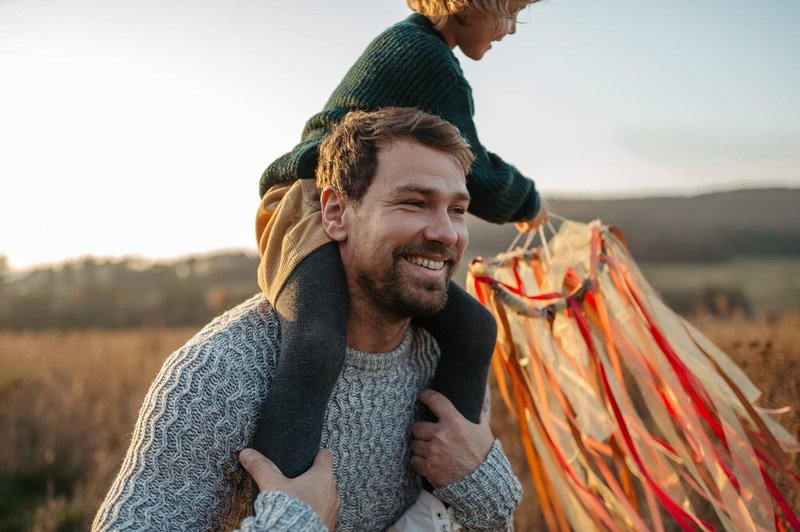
[253,0,547,485]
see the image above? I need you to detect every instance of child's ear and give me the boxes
[320,186,349,242]
[457,12,472,26]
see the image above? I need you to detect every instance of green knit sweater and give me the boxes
[260,14,540,224]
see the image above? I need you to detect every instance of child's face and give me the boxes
[453,1,528,61]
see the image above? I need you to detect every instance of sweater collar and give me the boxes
[344,327,414,372]
[405,13,448,45]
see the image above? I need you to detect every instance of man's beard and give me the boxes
[356,241,458,320]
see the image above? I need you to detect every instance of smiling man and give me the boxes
[93,108,521,531]
[321,129,471,349]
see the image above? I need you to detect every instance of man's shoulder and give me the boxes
[191,293,276,342]
[171,294,281,375]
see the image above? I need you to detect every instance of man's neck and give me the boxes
[346,297,412,354]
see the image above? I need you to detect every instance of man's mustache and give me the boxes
[393,241,458,264]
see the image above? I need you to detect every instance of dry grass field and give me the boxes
[1,312,799,530]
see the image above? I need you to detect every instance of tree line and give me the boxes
[0,253,260,330]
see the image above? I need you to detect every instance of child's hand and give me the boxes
[514,198,549,233]
[410,389,494,488]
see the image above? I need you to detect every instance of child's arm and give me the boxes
[514,196,549,232]
[443,76,544,226]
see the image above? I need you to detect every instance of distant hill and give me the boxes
[466,188,800,262]
[1,188,798,329]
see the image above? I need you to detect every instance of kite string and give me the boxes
[506,231,525,254]
[505,212,565,255]
[538,225,552,263]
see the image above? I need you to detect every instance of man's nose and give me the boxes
[423,210,459,247]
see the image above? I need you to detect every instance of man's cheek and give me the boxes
[457,225,469,254]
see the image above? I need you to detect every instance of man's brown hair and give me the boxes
[316,107,474,203]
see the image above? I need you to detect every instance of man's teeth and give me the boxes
[407,257,445,270]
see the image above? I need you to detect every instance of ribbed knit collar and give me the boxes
[343,327,414,372]
[405,13,448,45]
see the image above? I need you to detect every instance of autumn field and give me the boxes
[1,312,799,531]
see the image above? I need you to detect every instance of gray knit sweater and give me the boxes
[93,294,521,531]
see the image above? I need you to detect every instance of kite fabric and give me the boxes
[467,219,800,531]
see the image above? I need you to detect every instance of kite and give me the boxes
[468,218,800,531]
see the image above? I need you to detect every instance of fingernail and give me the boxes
[239,448,254,466]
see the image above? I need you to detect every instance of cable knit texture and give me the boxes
[92,294,521,531]
[259,13,540,224]
[237,492,324,531]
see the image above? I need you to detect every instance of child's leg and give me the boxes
[414,283,497,424]
[388,490,455,532]
[251,242,349,483]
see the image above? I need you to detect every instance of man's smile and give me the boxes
[405,256,446,271]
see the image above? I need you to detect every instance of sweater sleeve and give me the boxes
[432,440,522,531]
[442,76,541,225]
[92,306,283,531]
[235,492,327,532]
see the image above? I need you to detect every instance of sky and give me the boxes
[1,0,798,270]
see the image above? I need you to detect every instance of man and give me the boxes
[93,108,521,531]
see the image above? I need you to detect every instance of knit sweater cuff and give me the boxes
[433,440,522,530]
[235,491,327,532]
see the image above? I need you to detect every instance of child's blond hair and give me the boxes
[407,0,539,30]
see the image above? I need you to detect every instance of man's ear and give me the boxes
[320,186,349,242]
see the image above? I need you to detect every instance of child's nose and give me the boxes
[508,19,517,35]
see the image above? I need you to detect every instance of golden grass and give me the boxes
[0,328,195,531]
[0,314,798,530]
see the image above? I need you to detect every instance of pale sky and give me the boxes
[1,0,798,269]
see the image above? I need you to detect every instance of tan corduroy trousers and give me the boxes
[255,179,332,303]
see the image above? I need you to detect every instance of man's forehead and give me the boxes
[387,182,470,201]
[372,140,468,194]
[376,139,466,172]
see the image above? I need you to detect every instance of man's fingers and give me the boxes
[409,455,430,478]
[419,389,460,421]
[411,421,437,440]
[479,407,491,427]
[411,439,431,458]
[311,448,334,470]
[304,448,340,529]
[239,448,283,491]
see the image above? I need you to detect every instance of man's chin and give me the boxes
[401,283,450,317]
[356,265,453,319]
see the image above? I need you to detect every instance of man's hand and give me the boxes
[410,389,495,488]
[514,197,549,233]
[239,448,339,530]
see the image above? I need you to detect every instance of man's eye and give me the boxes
[450,206,467,215]
[402,200,424,207]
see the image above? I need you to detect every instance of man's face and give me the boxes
[338,139,470,320]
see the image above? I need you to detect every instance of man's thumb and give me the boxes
[239,448,282,487]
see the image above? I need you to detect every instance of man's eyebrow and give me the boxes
[390,184,471,202]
